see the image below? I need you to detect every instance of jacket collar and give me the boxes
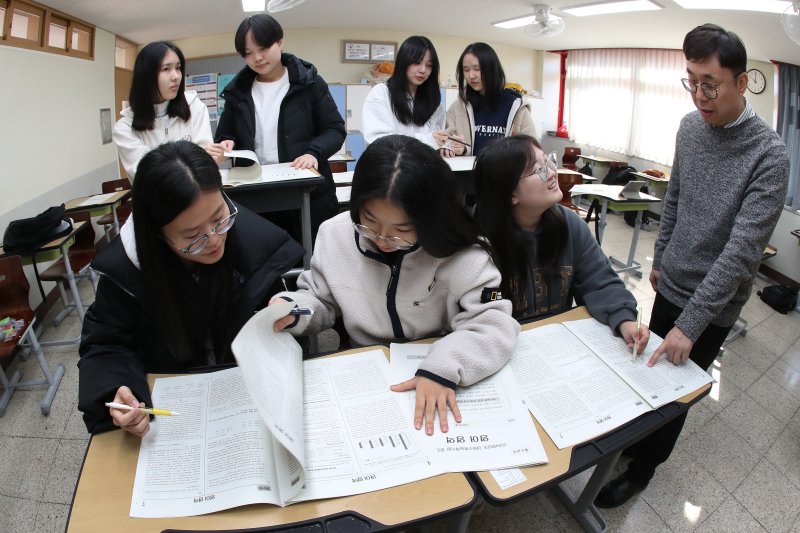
[119,216,140,269]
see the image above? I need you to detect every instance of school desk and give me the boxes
[571,185,661,278]
[630,170,670,197]
[471,307,711,533]
[224,175,325,269]
[578,154,625,177]
[66,346,477,533]
[0,220,88,345]
[65,190,131,236]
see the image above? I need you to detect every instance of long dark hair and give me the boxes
[132,140,238,364]
[129,41,190,132]
[456,42,506,110]
[349,135,486,258]
[386,36,441,127]
[473,135,567,314]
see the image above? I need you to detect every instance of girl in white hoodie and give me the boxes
[112,41,230,179]
[361,36,450,151]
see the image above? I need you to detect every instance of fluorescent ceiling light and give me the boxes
[242,0,266,12]
[563,1,662,17]
[492,14,539,29]
[672,0,792,14]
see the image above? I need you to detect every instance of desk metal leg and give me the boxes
[596,200,609,244]
[609,210,644,278]
[552,449,622,533]
[60,242,86,323]
[300,190,313,270]
[112,205,121,236]
[299,190,319,353]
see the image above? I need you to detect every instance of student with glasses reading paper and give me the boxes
[473,135,648,349]
[270,135,519,436]
[78,141,305,436]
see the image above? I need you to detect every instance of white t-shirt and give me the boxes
[252,67,290,164]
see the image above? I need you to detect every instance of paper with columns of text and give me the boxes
[129,304,438,517]
[389,343,548,472]
[509,319,712,449]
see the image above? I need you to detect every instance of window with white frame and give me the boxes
[565,48,694,166]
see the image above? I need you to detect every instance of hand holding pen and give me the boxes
[622,307,649,363]
[108,386,152,438]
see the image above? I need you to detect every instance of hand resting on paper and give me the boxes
[204,140,235,163]
[391,376,462,435]
[291,154,318,170]
[109,386,150,437]
[268,297,297,332]
[648,326,694,367]
[619,320,651,355]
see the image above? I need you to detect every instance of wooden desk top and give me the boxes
[557,168,596,181]
[67,347,475,532]
[0,221,86,259]
[580,155,621,164]
[631,171,670,183]
[474,307,711,500]
[65,191,130,211]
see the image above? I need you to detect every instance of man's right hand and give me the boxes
[109,386,150,437]
[649,268,661,292]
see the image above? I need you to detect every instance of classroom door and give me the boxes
[114,67,133,179]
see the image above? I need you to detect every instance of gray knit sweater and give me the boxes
[653,111,789,341]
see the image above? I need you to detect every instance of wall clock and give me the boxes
[747,68,766,95]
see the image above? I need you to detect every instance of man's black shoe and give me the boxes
[594,471,648,508]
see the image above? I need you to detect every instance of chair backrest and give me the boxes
[67,211,96,255]
[562,147,581,166]
[0,255,33,319]
[101,178,131,194]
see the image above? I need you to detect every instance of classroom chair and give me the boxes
[97,178,132,236]
[38,210,98,326]
[0,255,66,416]
[562,147,581,170]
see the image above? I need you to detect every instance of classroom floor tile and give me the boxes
[1,217,799,533]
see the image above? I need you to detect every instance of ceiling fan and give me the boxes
[267,0,308,13]
[525,4,566,37]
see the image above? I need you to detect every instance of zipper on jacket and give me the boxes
[385,263,406,340]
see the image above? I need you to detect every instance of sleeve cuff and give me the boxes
[415,369,457,390]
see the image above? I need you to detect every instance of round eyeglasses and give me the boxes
[680,75,741,100]
[352,223,415,251]
[533,151,558,183]
[173,195,238,255]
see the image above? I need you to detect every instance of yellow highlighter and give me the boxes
[105,402,179,416]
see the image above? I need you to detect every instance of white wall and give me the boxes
[174,28,543,94]
[762,207,800,286]
[0,29,118,306]
[0,29,119,229]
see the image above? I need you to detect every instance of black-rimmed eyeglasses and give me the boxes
[352,223,415,251]
[680,75,741,100]
[173,193,238,255]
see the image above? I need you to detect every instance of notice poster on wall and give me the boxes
[186,73,218,121]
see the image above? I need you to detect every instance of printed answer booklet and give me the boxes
[129,304,547,518]
[509,318,713,449]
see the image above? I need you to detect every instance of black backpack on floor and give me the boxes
[757,285,798,314]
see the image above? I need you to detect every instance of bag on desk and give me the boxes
[757,284,798,314]
[2,204,73,254]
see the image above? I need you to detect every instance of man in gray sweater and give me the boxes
[596,23,790,508]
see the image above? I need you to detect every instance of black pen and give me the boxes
[447,136,471,148]
[289,307,314,316]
